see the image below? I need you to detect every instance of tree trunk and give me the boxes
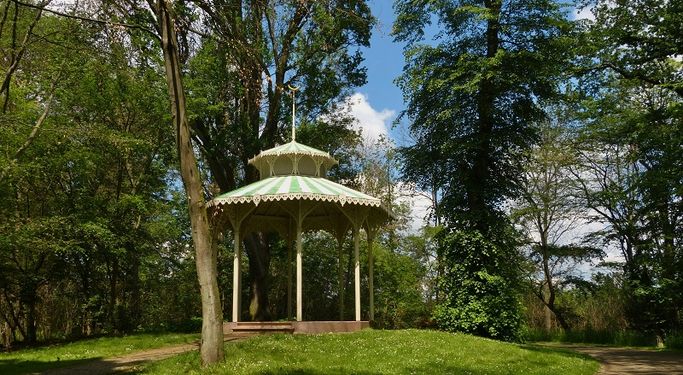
[541,243,570,332]
[25,300,37,344]
[157,0,224,365]
[128,251,142,331]
[469,0,501,232]
[108,257,118,332]
[244,233,271,321]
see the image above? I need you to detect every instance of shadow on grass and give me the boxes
[227,366,476,375]
[521,343,596,361]
[234,363,575,375]
[0,357,103,375]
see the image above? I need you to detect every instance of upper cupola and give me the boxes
[248,85,338,180]
[248,140,338,179]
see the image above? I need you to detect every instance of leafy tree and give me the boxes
[573,80,682,338]
[393,0,573,340]
[512,116,602,332]
[372,234,431,329]
[394,0,572,230]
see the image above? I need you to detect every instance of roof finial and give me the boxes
[289,85,299,142]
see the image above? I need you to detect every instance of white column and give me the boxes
[296,220,303,321]
[338,238,344,320]
[353,226,361,321]
[232,228,241,322]
[368,233,374,322]
[287,228,293,320]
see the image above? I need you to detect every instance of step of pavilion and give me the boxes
[224,322,294,336]
[224,321,370,336]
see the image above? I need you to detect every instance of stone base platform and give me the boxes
[224,321,370,336]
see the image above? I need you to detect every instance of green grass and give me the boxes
[0,332,199,375]
[141,329,599,375]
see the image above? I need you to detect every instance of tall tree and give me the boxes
[151,0,224,364]
[393,0,573,340]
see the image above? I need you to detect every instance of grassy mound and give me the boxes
[142,329,598,374]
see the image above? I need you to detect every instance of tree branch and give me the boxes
[12,0,159,39]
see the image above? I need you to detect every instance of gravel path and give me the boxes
[562,345,683,375]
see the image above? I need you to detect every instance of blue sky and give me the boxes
[360,1,405,116]
[350,1,410,145]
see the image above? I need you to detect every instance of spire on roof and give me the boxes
[289,85,299,142]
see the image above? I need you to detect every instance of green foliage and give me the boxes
[526,327,658,347]
[0,8,196,345]
[434,230,524,341]
[296,118,362,184]
[572,3,683,334]
[141,330,598,375]
[665,331,683,350]
[578,0,683,96]
[372,239,430,328]
[394,0,574,229]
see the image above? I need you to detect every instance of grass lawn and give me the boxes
[141,329,599,375]
[0,332,199,375]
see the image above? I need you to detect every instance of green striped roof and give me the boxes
[209,176,382,207]
[249,141,337,166]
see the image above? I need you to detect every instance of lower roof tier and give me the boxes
[209,175,383,208]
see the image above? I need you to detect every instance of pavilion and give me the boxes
[208,97,390,334]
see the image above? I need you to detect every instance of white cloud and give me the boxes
[405,191,433,233]
[393,182,434,234]
[573,6,595,21]
[345,93,395,144]
[340,94,432,232]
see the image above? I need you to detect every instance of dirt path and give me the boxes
[561,345,683,375]
[42,336,245,375]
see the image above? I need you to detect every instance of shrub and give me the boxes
[434,230,524,342]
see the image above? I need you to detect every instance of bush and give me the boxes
[169,317,202,333]
[434,230,524,342]
[665,331,683,349]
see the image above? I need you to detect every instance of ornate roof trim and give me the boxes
[208,175,384,209]
[248,141,338,167]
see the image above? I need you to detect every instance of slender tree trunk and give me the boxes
[128,251,142,331]
[539,238,570,332]
[156,0,223,365]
